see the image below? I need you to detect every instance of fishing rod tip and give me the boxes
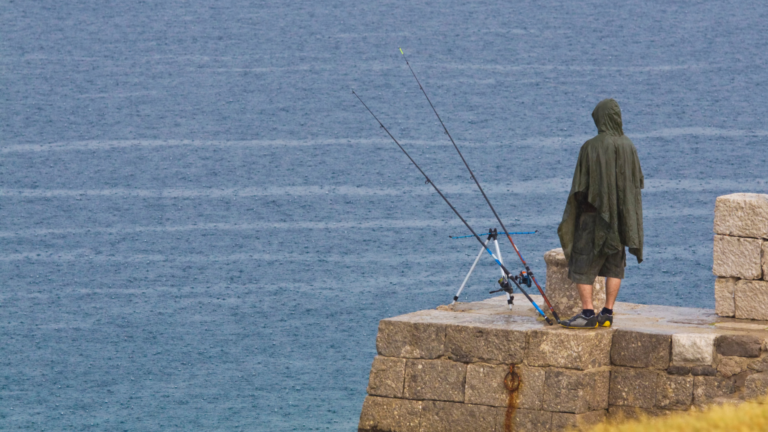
[399,48,403,55]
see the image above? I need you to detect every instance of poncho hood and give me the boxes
[558,99,645,264]
[592,98,624,136]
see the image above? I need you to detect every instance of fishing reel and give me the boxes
[514,270,533,288]
[493,276,514,294]
[489,275,515,305]
[490,270,531,295]
[491,274,514,295]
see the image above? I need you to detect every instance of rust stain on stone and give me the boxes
[504,364,520,432]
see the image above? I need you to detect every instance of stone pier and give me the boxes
[358,193,768,432]
[358,296,768,432]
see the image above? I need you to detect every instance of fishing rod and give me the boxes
[399,49,562,324]
[352,90,553,325]
[450,231,537,239]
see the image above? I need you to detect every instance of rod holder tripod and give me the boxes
[452,228,514,309]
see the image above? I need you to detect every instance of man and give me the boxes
[557,99,644,329]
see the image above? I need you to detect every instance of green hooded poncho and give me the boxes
[557,99,644,264]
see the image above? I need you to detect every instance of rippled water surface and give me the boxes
[2,0,767,430]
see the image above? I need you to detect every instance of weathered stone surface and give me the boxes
[377,319,445,359]
[525,329,612,370]
[713,193,768,239]
[514,366,546,411]
[735,280,768,320]
[543,368,610,413]
[607,406,672,421]
[611,330,671,369]
[713,235,763,279]
[671,334,716,366]
[748,356,768,372]
[404,359,466,402]
[667,365,691,376]
[544,248,605,318]
[609,367,660,409]
[367,356,406,398]
[718,356,750,378]
[510,409,553,432]
[466,364,545,410]
[733,369,751,392]
[550,410,606,432]
[716,335,762,358]
[419,401,503,432]
[656,374,694,410]
[693,376,736,408]
[445,325,526,364]
[359,396,422,432]
[464,363,507,408]
[715,277,737,317]
[742,372,768,401]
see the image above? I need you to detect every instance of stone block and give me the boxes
[525,328,612,370]
[419,401,503,432]
[713,193,768,239]
[550,410,606,432]
[715,277,737,317]
[377,319,445,359]
[656,374,694,410]
[509,409,553,432]
[716,335,762,358]
[735,280,768,320]
[609,367,660,409]
[466,363,546,410]
[717,356,750,378]
[404,359,466,402]
[693,376,736,408]
[358,396,422,432]
[671,334,716,366]
[515,366,546,411]
[464,363,508,408]
[542,368,610,413]
[743,372,768,401]
[445,325,526,364]
[713,235,763,279]
[611,330,671,369]
[367,356,406,398]
[544,248,605,318]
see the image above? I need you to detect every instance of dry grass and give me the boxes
[575,397,768,432]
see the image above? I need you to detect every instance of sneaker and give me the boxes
[560,312,598,329]
[597,312,613,327]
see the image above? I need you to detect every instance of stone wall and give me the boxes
[358,298,768,432]
[713,193,768,319]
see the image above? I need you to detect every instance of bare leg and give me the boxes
[604,277,622,310]
[577,284,594,310]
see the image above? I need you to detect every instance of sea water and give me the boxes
[1,0,767,430]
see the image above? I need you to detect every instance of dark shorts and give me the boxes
[567,212,626,284]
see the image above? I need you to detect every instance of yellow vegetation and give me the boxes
[577,397,768,432]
